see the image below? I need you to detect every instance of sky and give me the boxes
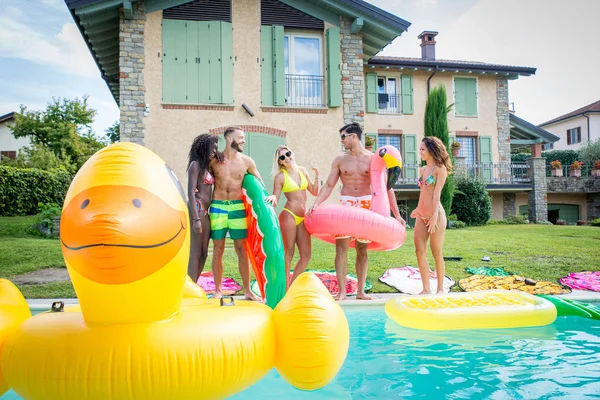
[0,0,598,136]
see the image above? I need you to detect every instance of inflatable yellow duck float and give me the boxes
[0,142,349,400]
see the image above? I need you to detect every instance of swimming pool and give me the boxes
[2,306,599,399]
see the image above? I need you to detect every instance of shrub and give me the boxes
[0,166,71,216]
[452,221,467,229]
[550,160,562,169]
[570,160,584,170]
[448,214,458,221]
[595,160,600,169]
[512,150,580,173]
[451,177,491,226]
[556,219,567,226]
[579,138,600,169]
[591,218,600,227]
[576,220,587,226]
[29,202,62,237]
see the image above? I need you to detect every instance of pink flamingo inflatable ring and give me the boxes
[305,145,407,251]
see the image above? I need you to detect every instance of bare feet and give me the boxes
[436,290,445,294]
[244,291,261,302]
[334,293,347,301]
[356,292,372,300]
[419,290,431,295]
[213,291,223,299]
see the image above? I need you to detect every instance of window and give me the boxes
[376,77,399,114]
[544,142,554,150]
[454,77,478,117]
[457,136,477,164]
[366,74,412,114]
[162,19,233,105]
[1,151,16,160]
[284,33,323,107]
[566,127,581,145]
[377,134,401,153]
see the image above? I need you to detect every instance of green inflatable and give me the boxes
[539,295,600,320]
[242,174,286,309]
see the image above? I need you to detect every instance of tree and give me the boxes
[9,96,105,171]
[105,120,120,143]
[0,143,76,174]
[424,85,455,217]
[452,177,491,226]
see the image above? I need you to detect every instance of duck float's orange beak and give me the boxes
[60,185,187,285]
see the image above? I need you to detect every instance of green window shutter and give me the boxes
[186,21,199,104]
[479,136,493,181]
[173,20,187,103]
[449,135,456,145]
[365,133,377,153]
[260,25,274,106]
[455,78,477,116]
[403,134,418,180]
[161,19,176,103]
[365,73,378,113]
[326,27,341,108]
[401,75,413,114]
[220,22,233,104]
[208,21,222,104]
[272,26,285,106]
[198,21,210,104]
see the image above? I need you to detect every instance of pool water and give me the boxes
[2,306,599,399]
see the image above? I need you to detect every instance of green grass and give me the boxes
[1,216,599,298]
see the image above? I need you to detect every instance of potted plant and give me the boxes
[450,141,461,157]
[592,160,600,177]
[550,160,563,177]
[364,135,375,152]
[569,160,583,177]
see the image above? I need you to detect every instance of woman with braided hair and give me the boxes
[187,133,222,282]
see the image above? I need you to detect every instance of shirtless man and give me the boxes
[208,127,262,300]
[307,123,406,300]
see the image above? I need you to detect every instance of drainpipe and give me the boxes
[427,65,438,95]
[584,113,590,142]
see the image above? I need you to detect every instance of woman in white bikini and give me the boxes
[411,136,452,294]
[187,134,222,282]
[265,145,319,288]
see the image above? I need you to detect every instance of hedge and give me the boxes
[511,150,580,168]
[451,176,492,226]
[0,166,72,216]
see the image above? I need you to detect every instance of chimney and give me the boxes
[418,31,438,60]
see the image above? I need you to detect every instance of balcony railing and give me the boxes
[395,163,532,186]
[285,74,324,108]
[377,93,401,115]
[546,164,594,177]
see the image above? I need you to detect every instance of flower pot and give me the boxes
[569,168,581,177]
[592,169,600,177]
[551,168,563,177]
[451,148,460,157]
[365,146,373,152]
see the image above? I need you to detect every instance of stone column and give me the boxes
[339,17,364,126]
[587,193,600,221]
[527,157,547,223]
[503,193,516,219]
[119,0,146,144]
[496,77,510,163]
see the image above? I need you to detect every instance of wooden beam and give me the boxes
[511,139,544,145]
[123,1,133,19]
[75,0,124,17]
[350,18,364,33]
[79,9,119,27]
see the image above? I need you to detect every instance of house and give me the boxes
[539,100,600,150]
[0,112,30,160]
[65,0,566,223]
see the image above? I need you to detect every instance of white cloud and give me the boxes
[41,0,69,12]
[0,16,100,78]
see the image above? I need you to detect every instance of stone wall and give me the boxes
[587,193,600,221]
[502,193,516,218]
[496,77,510,163]
[339,16,364,126]
[547,177,600,193]
[119,0,146,144]
[527,157,547,223]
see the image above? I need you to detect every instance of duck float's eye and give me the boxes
[81,199,90,209]
[132,198,142,208]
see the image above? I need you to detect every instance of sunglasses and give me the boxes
[340,133,354,140]
[279,151,292,161]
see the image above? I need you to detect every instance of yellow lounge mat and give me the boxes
[458,274,571,295]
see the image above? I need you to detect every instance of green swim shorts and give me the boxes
[209,200,248,240]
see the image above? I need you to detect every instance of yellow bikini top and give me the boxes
[282,168,308,193]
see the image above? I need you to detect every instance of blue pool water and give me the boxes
[3,306,599,399]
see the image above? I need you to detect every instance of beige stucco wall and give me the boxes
[143,1,346,203]
[364,70,501,162]
[490,193,504,220]
[514,192,529,214]
[542,115,597,151]
[0,121,30,154]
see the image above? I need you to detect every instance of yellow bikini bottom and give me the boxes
[283,208,305,226]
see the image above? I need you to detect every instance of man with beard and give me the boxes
[208,127,262,300]
[307,123,406,300]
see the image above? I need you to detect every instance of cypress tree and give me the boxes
[424,85,455,217]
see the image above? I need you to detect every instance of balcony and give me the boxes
[284,74,324,108]
[394,163,532,189]
[377,93,401,115]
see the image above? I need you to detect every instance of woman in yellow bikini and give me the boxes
[411,136,452,294]
[266,145,319,287]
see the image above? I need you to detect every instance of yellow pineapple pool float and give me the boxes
[0,142,349,399]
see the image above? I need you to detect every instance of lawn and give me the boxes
[1,216,599,298]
